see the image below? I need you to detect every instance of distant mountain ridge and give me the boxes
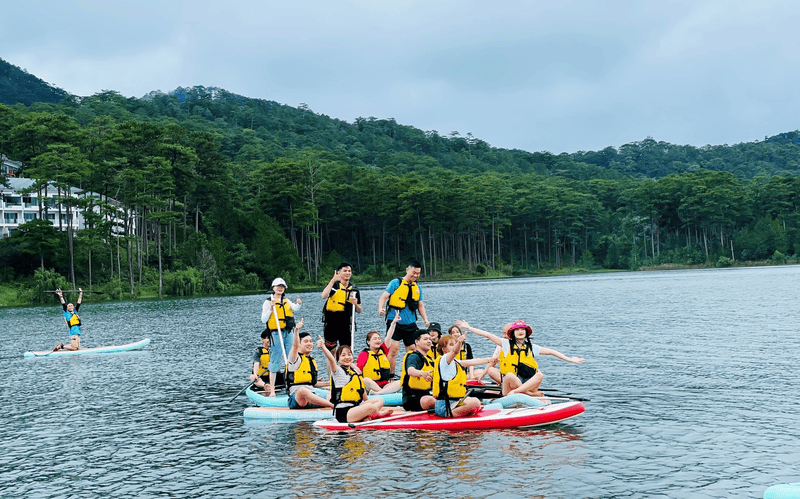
[1,59,799,180]
[0,57,70,106]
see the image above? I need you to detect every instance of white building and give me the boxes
[0,178,89,238]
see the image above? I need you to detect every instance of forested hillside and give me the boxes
[1,83,799,304]
[0,58,70,106]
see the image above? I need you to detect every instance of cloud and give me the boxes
[3,0,800,153]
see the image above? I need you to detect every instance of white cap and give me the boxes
[271,278,287,288]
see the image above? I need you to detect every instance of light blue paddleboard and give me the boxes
[24,338,151,358]
[245,386,402,408]
[243,406,333,422]
[764,483,800,499]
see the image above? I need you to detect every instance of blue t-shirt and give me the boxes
[62,303,81,336]
[384,278,423,325]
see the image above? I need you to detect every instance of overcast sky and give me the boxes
[3,0,800,154]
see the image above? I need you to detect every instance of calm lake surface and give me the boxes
[2,266,799,498]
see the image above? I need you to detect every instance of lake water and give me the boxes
[2,266,799,498]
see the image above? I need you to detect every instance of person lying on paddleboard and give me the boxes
[456,319,585,397]
[317,337,393,423]
[53,288,83,351]
[285,319,334,410]
[433,332,491,418]
[400,329,436,412]
[356,311,402,395]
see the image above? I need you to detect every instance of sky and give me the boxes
[3,0,800,154]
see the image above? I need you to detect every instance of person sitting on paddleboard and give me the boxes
[356,311,402,395]
[456,319,585,397]
[318,337,393,423]
[249,330,285,394]
[53,288,83,351]
[285,319,334,410]
[400,329,436,412]
[446,323,483,380]
[261,277,303,396]
[426,322,442,365]
[433,332,490,418]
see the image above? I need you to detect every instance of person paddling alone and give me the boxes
[53,288,83,351]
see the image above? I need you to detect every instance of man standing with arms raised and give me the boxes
[377,260,430,376]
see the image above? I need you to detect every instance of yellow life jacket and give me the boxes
[426,346,441,365]
[286,354,318,388]
[401,351,433,392]
[455,343,470,362]
[499,340,539,379]
[388,278,420,312]
[267,298,294,330]
[325,283,353,313]
[432,357,468,400]
[256,347,270,376]
[331,366,365,406]
[361,348,391,383]
[67,312,81,328]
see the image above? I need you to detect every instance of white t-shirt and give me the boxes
[261,296,302,323]
[438,356,459,381]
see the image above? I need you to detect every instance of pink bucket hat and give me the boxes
[506,320,533,338]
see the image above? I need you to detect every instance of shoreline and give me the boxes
[2,260,796,308]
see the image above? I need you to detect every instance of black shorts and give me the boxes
[323,321,352,347]
[402,393,427,412]
[334,404,355,423]
[389,322,419,347]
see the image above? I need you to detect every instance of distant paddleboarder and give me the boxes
[53,288,83,351]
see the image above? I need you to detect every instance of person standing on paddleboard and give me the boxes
[377,259,431,377]
[320,262,361,352]
[53,288,83,351]
[261,277,302,396]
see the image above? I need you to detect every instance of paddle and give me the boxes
[347,409,435,428]
[350,290,357,348]
[229,381,256,402]
[44,290,104,295]
[271,299,289,366]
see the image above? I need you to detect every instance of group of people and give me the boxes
[249,260,586,424]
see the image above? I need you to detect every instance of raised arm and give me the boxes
[289,318,305,361]
[321,272,338,299]
[317,336,337,373]
[444,335,463,364]
[456,320,503,347]
[540,347,585,364]
[77,288,83,305]
[385,310,401,343]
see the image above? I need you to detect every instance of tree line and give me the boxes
[1,87,798,303]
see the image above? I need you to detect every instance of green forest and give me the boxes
[2,77,800,305]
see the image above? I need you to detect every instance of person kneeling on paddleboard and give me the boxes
[318,337,393,423]
[456,319,585,397]
[433,332,491,418]
[53,288,83,351]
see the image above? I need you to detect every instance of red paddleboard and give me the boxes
[313,401,585,431]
